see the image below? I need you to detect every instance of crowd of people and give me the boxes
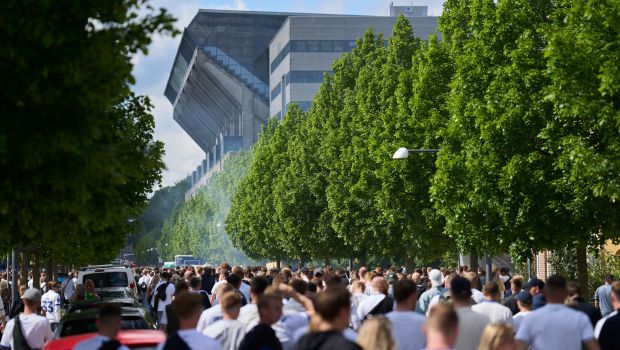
[0,264,619,350]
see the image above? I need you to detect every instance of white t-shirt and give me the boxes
[471,289,484,304]
[512,310,531,333]
[471,301,514,325]
[152,281,175,312]
[238,303,260,331]
[356,293,386,321]
[210,280,228,305]
[0,313,53,349]
[515,303,595,350]
[239,283,251,304]
[74,334,131,350]
[197,304,223,332]
[61,278,75,301]
[157,329,223,350]
[41,290,62,323]
[455,307,490,350]
[386,310,426,350]
[595,310,617,338]
[203,319,246,350]
[273,311,310,350]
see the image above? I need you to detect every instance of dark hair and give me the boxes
[175,281,189,295]
[450,276,472,302]
[307,281,317,293]
[567,281,582,297]
[226,273,242,288]
[315,285,350,322]
[290,279,308,295]
[393,279,417,303]
[250,276,269,296]
[324,274,343,287]
[99,303,122,320]
[483,281,500,297]
[189,276,201,289]
[545,275,567,295]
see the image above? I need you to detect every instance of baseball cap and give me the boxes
[429,269,443,287]
[386,273,397,284]
[22,288,42,301]
[525,278,545,290]
[515,291,532,304]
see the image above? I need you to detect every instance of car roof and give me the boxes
[62,306,143,321]
[44,330,165,350]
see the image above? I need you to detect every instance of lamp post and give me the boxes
[392,147,439,159]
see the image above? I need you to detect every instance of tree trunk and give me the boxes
[45,257,54,283]
[32,250,40,289]
[405,257,414,274]
[20,251,29,288]
[276,259,281,270]
[324,258,331,267]
[469,254,479,272]
[577,245,589,297]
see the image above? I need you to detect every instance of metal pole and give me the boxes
[408,149,440,153]
[485,254,493,284]
[11,250,18,305]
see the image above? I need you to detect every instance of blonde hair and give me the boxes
[357,318,396,350]
[478,324,514,350]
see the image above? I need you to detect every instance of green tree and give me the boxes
[0,0,175,264]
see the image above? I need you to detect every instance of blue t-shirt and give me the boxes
[595,284,614,317]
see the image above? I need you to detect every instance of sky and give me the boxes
[131,0,446,188]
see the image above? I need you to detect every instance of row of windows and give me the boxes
[271,82,282,102]
[273,101,313,120]
[271,40,358,73]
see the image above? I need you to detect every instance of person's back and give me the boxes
[448,276,489,350]
[471,282,514,326]
[595,275,615,318]
[1,289,53,350]
[239,287,283,350]
[386,279,426,350]
[74,303,130,350]
[203,290,246,350]
[515,275,598,350]
[594,280,620,350]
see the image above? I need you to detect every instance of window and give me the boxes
[289,71,331,84]
[271,82,282,101]
[83,272,129,289]
[271,40,359,73]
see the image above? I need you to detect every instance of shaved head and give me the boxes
[371,276,389,295]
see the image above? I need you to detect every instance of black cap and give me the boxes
[525,278,545,289]
[515,291,532,304]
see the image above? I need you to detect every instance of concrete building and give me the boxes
[165,5,440,198]
[269,15,439,118]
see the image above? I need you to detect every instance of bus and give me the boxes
[174,255,203,267]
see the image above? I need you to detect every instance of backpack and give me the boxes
[364,295,393,321]
[157,282,171,302]
[13,315,35,350]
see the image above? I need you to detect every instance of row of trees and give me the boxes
[226,0,620,284]
[157,153,253,265]
[0,0,175,275]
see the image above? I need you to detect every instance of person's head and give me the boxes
[510,275,523,293]
[478,323,515,350]
[351,280,365,294]
[96,303,123,337]
[290,279,308,295]
[226,273,242,290]
[450,276,472,306]
[216,282,235,300]
[515,291,532,312]
[411,272,422,284]
[19,284,26,296]
[306,282,317,298]
[464,271,479,290]
[371,276,389,295]
[357,318,396,350]
[220,291,242,320]
[393,279,417,310]
[429,269,443,288]
[605,274,615,285]
[424,303,458,349]
[161,271,171,281]
[183,270,192,280]
[314,284,351,331]
[483,281,501,302]
[84,279,96,292]
[250,276,269,302]
[526,278,544,296]
[22,288,42,313]
[544,275,567,303]
[175,281,189,295]
[566,281,583,299]
[257,287,283,325]
[174,292,203,329]
[189,276,201,290]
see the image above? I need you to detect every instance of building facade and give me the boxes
[165,6,440,198]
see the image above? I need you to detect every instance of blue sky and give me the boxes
[132,0,446,187]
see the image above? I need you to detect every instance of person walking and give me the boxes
[0,289,53,349]
[423,303,459,350]
[594,280,620,350]
[40,281,61,331]
[515,275,600,350]
[74,303,130,350]
[449,276,490,350]
[239,287,283,350]
[472,282,514,325]
[594,275,615,318]
[416,270,444,314]
[203,291,246,350]
[386,279,426,350]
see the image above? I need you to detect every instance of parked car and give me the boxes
[44,330,165,350]
[53,304,155,339]
[77,265,137,296]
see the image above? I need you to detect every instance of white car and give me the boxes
[77,265,137,296]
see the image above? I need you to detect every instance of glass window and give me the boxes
[307,40,320,51]
[83,272,129,289]
[271,82,282,101]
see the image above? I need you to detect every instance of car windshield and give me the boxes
[59,317,149,337]
[98,290,130,298]
[83,272,128,288]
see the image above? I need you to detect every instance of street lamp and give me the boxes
[392,147,439,159]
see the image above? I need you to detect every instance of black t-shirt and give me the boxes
[294,331,362,350]
[239,323,282,350]
[598,312,620,350]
